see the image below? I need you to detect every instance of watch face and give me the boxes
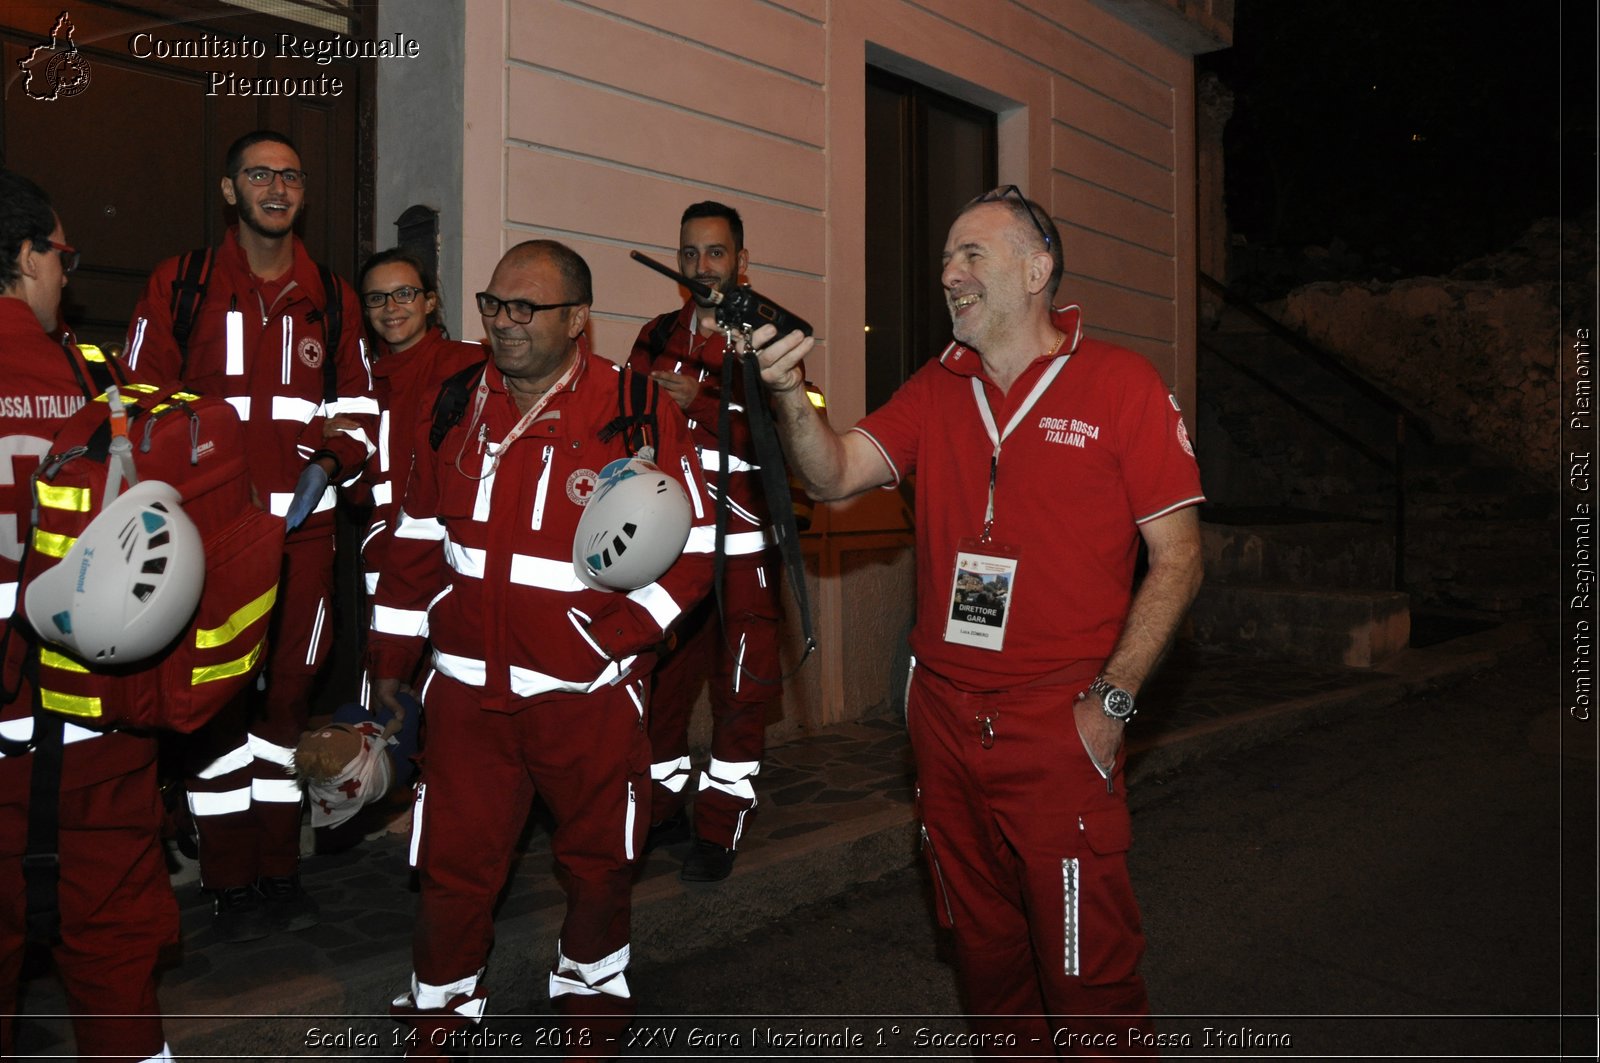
[1103,688,1135,719]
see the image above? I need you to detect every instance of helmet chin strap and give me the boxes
[102,386,141,506]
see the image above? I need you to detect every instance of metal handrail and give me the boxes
[1198,271,1423,590]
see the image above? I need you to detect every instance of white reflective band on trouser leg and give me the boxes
[1062,857,1080,977]
[248,733,296,768]
[141,1043,175,1062]
[397,969,486,1017]
[651,756,691,794]
[548,941,631,999]
[194,742,253,780]
[699,759,759,801]
[253,776,303,803]
[189,786,251,817]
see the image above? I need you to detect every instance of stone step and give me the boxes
[1187,582,1411,669]
[1201,518,1395,589]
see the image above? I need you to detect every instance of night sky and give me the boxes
[1200,0,1593,292]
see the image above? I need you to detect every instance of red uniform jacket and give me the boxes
[366,346,714,711]
[124,228,376,539]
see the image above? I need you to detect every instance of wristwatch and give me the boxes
[1086,676,1136,722]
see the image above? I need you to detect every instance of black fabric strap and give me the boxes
[22,655,63,944]
[316,264,342,404]
[169,247,215,379]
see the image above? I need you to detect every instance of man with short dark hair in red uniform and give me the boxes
[369,240,713,1058]
[0,169,178,1062]
[629,201,786,882]
[124,130,377,941]
[755,187,1205,1055]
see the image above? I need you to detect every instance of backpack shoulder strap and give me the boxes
[429,362,488,452]
[168,248,215,377]
[597,365,660,456]
[645,312,676,362]
[315,264,342,404]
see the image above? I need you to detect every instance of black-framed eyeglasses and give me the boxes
[976,185,1053,251]
[362,285,427,309]
[238,166,308,188]
[476,292,581,324]
[47,240,79,273]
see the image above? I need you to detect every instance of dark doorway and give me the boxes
[864,66,996,409]
[1,0,373,348]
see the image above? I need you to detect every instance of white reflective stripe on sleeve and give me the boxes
[372,603,428,637]
[626,582,683,630]
[194,742,253,779]
[225,396,252,421]
[626,679,644,720]
[272,395,320,423]
[395,509,447,541]
[365,571,379,595]
[1136,495,1207,524]
[434,651,488,687]
[269,487,336,517]
[359,337,373,389]
[684,527,770,556]
[698,449,756,474]
[327,396,381,417]
[0,581,15,616]
[0,717,104,747]
[247,733,296,767]
[510,552,584,592]
[1063,856,1081,976]
[252,776,303,803]
[141,1041,174,1062]
[531,445,554,530]
[188,786,251,817]
[446,541,487,579]
[226,309,244,376]
[371,481,393,507]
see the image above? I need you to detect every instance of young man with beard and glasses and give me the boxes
[627,202,790,882]
[752,188,1205,1055]
[124,130,377,942]
[368,241,712,1058]
[0,169,178,1062]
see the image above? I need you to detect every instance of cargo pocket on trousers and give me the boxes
[1064,805,1141,985]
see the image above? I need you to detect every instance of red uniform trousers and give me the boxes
[647,550,781,849]
[406,670,648,1033]
[0,753,178,1061]
[908,663,1152,1058]
[186,530,336,887]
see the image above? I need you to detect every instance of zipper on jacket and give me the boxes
[531,444,555,530]
[624,781,637,862]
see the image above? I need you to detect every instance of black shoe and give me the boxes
[680,838,736,883]
[260,874,321,932]
[211,884,271,943]
[644,810,691,854]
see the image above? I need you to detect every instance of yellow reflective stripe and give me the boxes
[121,383,160,395]
[37,483,92,512]
[40,688,102,718]
[193,639,264,686]
[40,648,88,674]
[32,529,75,558]
[77,344,106,362]
[195,584,278,649]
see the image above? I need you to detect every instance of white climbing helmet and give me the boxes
[572,457,692,591]
[26,480,205,665]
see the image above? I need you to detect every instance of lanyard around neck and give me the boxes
[970,353,1069,541]
[457,356,580,481]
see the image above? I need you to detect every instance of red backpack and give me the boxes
[6,346,284,733]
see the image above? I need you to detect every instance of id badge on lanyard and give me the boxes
[942,353,1069,653]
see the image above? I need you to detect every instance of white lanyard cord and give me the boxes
[971,354,1070,540]
[455,357,580,481]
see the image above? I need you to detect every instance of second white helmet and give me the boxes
[573,457,692,591]
[25,480,205,665]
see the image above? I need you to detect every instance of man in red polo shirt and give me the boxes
[753,188,1205,1054]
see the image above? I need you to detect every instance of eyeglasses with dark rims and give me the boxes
[238,166,308,188]
[475,292,582,324]
[362,286,427,309]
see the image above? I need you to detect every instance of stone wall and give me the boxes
[1275,215,1591,481]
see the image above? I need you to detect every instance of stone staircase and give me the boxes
[1189,278,1552,664]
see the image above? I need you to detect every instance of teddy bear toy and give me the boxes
[292,693,421,830]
